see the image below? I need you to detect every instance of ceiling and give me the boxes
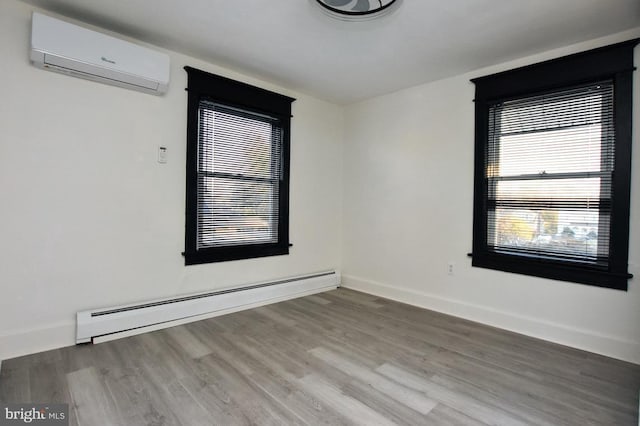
[20,0,640,104]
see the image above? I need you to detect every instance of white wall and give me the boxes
[341,29,640,364]
[0,0,343,360]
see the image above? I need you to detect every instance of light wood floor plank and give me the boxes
[308,346,438,415]
[376,363,531,426]
[296,374,396,426]
[164,326,212,359]
[66,367,122,426]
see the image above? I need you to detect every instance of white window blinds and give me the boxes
[486,82,614,266]
[197,101,283,249]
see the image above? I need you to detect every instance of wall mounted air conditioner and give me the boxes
[30,12,170,95]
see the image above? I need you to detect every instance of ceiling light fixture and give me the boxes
[315,0,400,20]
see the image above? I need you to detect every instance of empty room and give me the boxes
[1,0,639,425]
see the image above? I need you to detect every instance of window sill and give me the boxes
[470,252,631,290]
[184,243,289,265]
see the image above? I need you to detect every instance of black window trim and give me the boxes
[184,66,295,265]
[470,39,638,290]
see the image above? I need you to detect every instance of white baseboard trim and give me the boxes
[342,274,640,365]
[0,321,76,362]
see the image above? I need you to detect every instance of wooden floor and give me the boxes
[1,289,639,425]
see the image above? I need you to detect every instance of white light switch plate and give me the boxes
[158,146,167,163]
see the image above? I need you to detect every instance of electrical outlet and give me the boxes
[447,261,455,276]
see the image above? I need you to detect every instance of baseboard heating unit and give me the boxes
[76,270,339,344]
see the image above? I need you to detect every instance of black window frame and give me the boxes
[471,40,638,290]
[184,67,295,265]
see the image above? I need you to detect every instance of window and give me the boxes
[471,40,638,290]
[184,67,295,264]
